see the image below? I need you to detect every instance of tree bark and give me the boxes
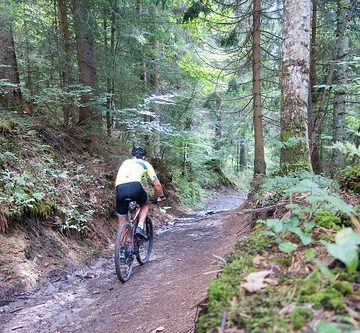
[308,0,322,173]
[72,0,98,125]
[103,3,116,136]
[280,0,312,172]
[252,0,266,175]
[0,1,23,111]
[332,0,350,175]
[214,94,222,152]
[239,140,246,170]
[136,0,152,146]
[58,0,73,127]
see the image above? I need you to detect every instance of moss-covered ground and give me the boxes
[196,211,360,332]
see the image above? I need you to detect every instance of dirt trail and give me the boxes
[0,192,248,333]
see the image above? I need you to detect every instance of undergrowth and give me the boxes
[0,111,112,234]
[196,172,360,333]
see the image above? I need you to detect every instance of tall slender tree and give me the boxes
[72,0,98,125]
[252,0,266,176]
[103,1,117,136]
[0,1,23,110]
[280,0,312,172]
[309,0,322,173]
[58,0,73,127]
[332,0,351,175]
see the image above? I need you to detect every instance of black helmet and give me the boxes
[131,146,146,159]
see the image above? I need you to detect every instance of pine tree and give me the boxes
[280,0,312,172]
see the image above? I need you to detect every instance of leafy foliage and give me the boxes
[183,2,210,23]
[340,164,360,193]
[0,151,56,221]
[323,228,360,273]
[60,205,95,234]
[0,115,104,234]
[260,174,356,254]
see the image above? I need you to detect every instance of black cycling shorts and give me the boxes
[116,181,148,215]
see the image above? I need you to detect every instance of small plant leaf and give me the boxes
[325,243,359,273]
[279,241,297,253]
[304,221,316,232]
[261,231,276,237]
[316,261,335,280]
[315,321,341,333]
[335,228,360,246]
[33,192,45,201]
[265,219,283,233]
[289,227,313,245]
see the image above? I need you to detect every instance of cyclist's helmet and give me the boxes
[131,146,146,159]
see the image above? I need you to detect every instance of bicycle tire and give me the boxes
[115,222,134,283]
[136,217,154,265]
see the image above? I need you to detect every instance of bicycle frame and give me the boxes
[126,201,140,254]
[128,203,140,224]
[115,199,154,282]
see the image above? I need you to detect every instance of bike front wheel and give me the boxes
[115,222,134,283]
[136,217,154,265]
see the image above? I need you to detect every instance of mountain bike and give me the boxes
[114,198,155,283]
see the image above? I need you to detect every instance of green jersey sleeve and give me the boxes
[144,161,158,182]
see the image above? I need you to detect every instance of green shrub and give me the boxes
[340,164,360,193]
[314,209,341,230]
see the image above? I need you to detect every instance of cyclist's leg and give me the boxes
[116,184,129,225]
[138,203,149,228]
[132,183,148,229]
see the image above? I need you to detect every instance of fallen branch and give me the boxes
[203,269,223,275]
[10,325,24,331]
[316,226,337,235]
[192,297,208,309]
[212,254,227,264]
[238,203,286,214]
[219,310,227,333]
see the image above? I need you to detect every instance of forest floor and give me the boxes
[0,190,248,333]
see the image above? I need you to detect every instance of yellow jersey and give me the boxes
[115,158,158,186]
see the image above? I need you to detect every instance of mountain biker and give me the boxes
[115,146,165,238]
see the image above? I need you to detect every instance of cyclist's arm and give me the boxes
[152,179,165,200]
[143,161,165,200]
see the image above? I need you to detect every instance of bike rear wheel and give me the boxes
[115,222,134,283]
[136,217,154,265]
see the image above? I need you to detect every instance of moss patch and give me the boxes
[291,307,313,330]
[196,228,359,333]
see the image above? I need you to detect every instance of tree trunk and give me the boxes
[332,0,350,175]
[104,4,116,136]
[150,39,161,94]
[0,1,23,111]
[214,94,222,152]
[22,10,34,116]
[72,0,98,125]
[136,0,152,146]
[236,140,240,172]
[280,0,312,172]
[58,0,73,127]
[252,0,266,175]
[239,140,247,171]
[308,0,322,173]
